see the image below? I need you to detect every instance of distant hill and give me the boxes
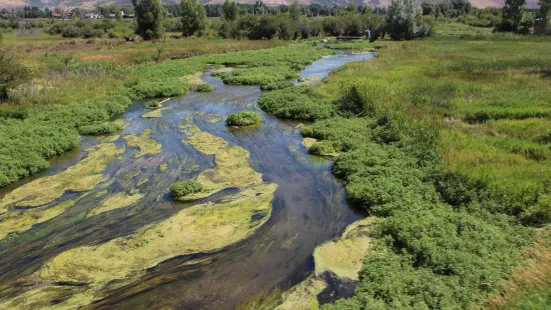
[0,0,540,11]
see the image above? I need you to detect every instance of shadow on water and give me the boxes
[0,51,373,309]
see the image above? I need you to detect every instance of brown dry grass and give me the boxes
[480,227,551,310]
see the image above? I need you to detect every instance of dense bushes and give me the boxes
[144,99,161,108]
[78,122,122,135]
[170,179,203,197]
[0,48,32,99]
[225,110,262,126]
[45,19,135,39]
[196,83,216,92]
[260,81,294,90]
[258,86,334,120]
[0,95,132,187]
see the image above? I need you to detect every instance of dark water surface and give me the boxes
[0,51,373,309]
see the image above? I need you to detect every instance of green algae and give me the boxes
[124,128,162,158]
[142,108,164,118]
[159,164,168,171]
[0,140,124,212]
[87,191,145,218]
[275,218,374,310]
[275,277,327,310]
[313,217,374,280]
[177,125,262,200]
[0,198,77,241]
[18,183,277,309]
[180,72,204,86]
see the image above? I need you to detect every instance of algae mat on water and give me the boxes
[0,183,277,309]
[177,124,262,200]
[124,128,162,158]
[276,217,374,310]
[86,191,145,218]
[0,141,124,212]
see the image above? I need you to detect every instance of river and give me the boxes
[0,50,373,309]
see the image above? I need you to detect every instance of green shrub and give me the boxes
[78,123,122,136]
[258,86,334,121]
[226,110,263,126]
[308,141,336,155]
[145,100,161,108]
[196,83,216,92]
[170,180,203,197]
[260,81,294,90]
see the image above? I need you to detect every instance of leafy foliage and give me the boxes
[181,0,207,37]
[170,179,204,197]
[133,0,166,40]
[196,83,216,92]
[0,48,32,99]
[144,99,161,108]
[386,0,433,40]
[78,122,122,135]
[225,110,263,126]
[258,86,334,120]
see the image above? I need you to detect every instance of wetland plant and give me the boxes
[78,123,122,136]
[170,180,204,197]
[260,81,294,91]
[144,100,161,108]
[226,110,263,126]
[196,84,216,92]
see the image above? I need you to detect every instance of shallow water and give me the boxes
[0,51,373,309]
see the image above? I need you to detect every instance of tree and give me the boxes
[0,48,32,99]
[346,2,358,14]
[133,0,166,40]
[289,0,301,21]
[386,0,431,40]
[503,0,526,31]
[111,4,123,20]
[181,0,207,37]
[536,0,550,31]
[222,0,238,21]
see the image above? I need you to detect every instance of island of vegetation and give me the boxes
[226,110,263,126]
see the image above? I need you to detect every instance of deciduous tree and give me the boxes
[181,0,207,37]
[133,0,166,40]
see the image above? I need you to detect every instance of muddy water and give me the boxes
[0,51,373,309]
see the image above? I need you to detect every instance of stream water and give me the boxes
[0,51,373,309]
